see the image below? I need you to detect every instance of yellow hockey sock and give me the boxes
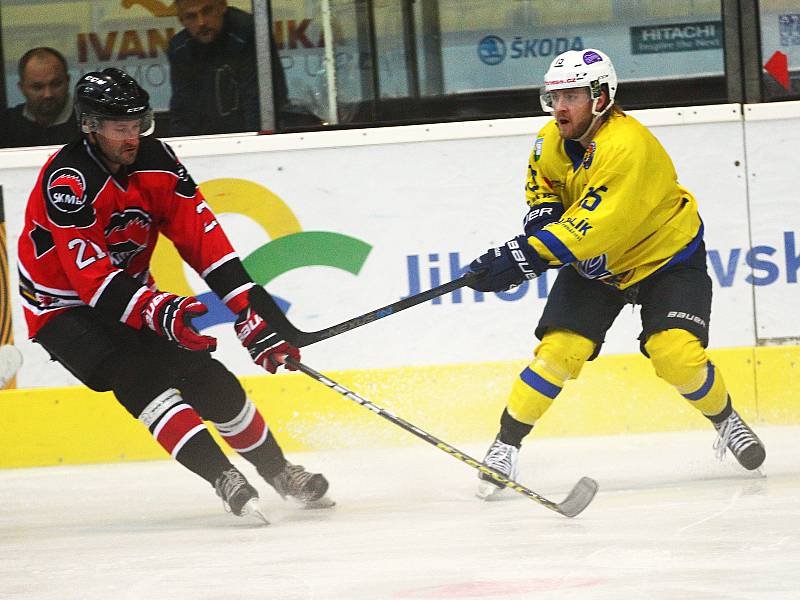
[644,328,728,418]
[507,329,595,424]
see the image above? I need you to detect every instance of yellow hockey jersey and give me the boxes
[526,111,702,290]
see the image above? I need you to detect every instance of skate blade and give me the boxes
[300,495,336,510]
[476,480,506,501]
[242,498,270,525]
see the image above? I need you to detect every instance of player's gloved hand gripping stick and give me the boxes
[249,268,487,348]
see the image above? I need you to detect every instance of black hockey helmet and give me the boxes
[74,68,154,138]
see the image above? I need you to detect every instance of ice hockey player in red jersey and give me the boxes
[18,68,331,523]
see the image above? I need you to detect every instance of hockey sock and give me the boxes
[138,388,231,484]
[645,329,729,419]
[507,329,595,425]
[498,408,532,448]
[705,394,733,424]
[212,398,286,479]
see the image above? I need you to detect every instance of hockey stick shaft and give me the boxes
[283,356,597,517]
[250,269,485,348]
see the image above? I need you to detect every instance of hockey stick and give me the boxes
[250,269,486,348]
[281,355,599,518]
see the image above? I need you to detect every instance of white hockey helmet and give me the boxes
[540,49,618,116]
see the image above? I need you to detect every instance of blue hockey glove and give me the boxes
[468,235,548,292]
[523,201,564,236]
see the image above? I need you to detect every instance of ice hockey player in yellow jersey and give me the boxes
[466,48,765,499]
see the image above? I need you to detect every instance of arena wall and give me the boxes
[1,101,798,468]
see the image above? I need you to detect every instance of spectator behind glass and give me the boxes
[0,47,80,148]
[167,0,320,136]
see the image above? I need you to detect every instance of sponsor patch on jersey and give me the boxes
[105,208,152,269]
[46,167,87,213]
[582,142,596,169]
[575,254,612,279]
[534,137,544,161]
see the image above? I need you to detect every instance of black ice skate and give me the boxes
[269,462,334,508]
[214,467,269,524]
[713,410,766,471]
[477,436,519,500]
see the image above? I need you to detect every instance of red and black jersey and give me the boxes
[18,136,253,337]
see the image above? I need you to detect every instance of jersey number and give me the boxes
[579,185,608,211]
[68,238,107,270]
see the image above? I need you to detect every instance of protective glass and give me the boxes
[81,110,155,139]
[540,87,592,112]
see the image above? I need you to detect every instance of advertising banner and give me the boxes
[744,104,800,342]
[3,1,728,123]
[0,107,770,389]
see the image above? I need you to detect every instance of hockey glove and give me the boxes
[468,235,548,292]
[142,292,217,351]
[234,305,300,374]
[523,201,564,236]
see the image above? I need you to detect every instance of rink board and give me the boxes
[1,102,799,468]
[0,344,795,468]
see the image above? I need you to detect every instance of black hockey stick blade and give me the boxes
[282,355,598,518]
[250,268,486,348]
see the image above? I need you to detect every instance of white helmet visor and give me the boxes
[539,87,592,112]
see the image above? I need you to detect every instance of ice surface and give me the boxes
[2,426,799,599]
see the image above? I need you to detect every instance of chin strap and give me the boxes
[572,109,612,146]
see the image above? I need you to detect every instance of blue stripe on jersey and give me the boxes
[534,229,577,265]
[683,361,715,401]
[520,367,562,399]
[657,220,704,273]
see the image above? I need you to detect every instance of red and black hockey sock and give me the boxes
[212,398,286,479]
[139,388,231,484]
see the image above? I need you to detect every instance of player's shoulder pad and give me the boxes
[131,137,198,198]
[592,115,646,167]
[41,139,108,228]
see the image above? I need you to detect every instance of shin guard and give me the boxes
[645,329,729,419]
[507,329,595,425]
[212,398,286,478]
[139,388,230,483]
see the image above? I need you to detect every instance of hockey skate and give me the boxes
[477,437,519,500]
[712,410,766,471]
[269,462,334,509]
[214,467,269,524]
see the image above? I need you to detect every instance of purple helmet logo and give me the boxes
[583,51,602,65]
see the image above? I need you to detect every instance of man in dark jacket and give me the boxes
[0,47,79,148]
[167,0,292,135]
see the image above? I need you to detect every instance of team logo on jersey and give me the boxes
[534,137,544,161]
[575,254,612,279]
[46,168,87,213]
[105,208,152,269]
[582,142,596,169]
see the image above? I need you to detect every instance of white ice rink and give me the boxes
[3,426,799,600]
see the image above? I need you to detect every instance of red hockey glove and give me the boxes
[142,292,217,352]
[234,305,300,374]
